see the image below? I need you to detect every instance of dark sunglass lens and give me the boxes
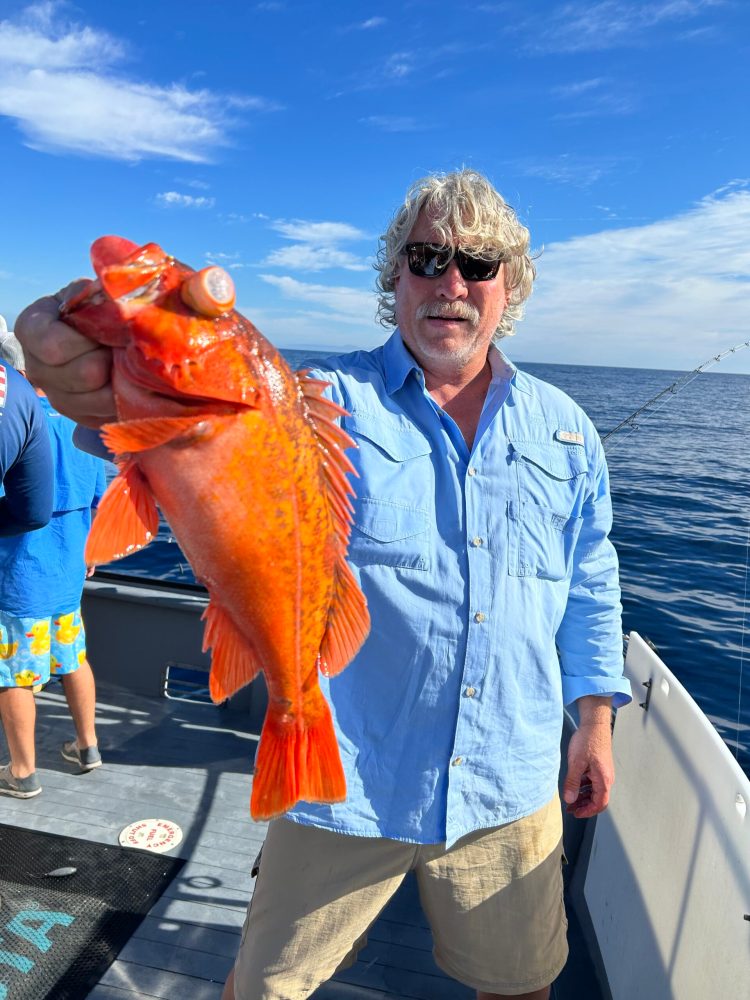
[455,251,502,281]
[407,244,451,277]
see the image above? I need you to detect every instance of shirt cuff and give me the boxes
[562,673,632,709]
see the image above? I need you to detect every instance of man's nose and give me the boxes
[434,259,469,298]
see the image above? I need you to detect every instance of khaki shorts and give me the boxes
[233,795,568,999]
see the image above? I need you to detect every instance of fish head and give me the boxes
[61,236,262,410]
[63,236,237,364]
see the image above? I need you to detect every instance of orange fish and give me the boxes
[61,236,370,820]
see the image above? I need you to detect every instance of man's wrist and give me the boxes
[576,694,613,727]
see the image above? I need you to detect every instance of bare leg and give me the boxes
[478,989,550,1000]
[0,687,37,776]
[221,966,236,1000]
[60,658,97,748]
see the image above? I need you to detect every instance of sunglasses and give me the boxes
[402,242,506,282]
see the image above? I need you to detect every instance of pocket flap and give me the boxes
[345,413,432,462]
[510,439,587,481]
[355,497,430,542]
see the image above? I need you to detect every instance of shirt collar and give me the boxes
[487,343,517,382]
[383,330,422,395]
[384,330,519,396]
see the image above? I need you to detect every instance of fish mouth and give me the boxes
[115,276,162,307]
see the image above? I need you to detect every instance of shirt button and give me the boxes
[465,686,476,697]
[452,756,463,766]
[474,611,486,623]
[470,536,483,547]
[467,467,477,477]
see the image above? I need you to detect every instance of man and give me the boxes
[0,331,106,799]
[0,317,53,536]
[16,170,631,998]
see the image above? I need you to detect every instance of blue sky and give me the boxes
[1,0,749,373]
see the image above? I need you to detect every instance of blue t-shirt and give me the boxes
[0,363,53,536]
[0,395,108,617]
[288,332,631,847]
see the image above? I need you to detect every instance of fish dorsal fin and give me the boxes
[202,601,264,702]
[85,460,159,565]
[297,372,370,677]
[101,415,214,455]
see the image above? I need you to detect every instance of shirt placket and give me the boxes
[445,443,498,840]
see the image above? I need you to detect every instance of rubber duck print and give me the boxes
[14,669,41,687]
[54,613,81,645]
[26,621,51,655]
[0,639,19,660]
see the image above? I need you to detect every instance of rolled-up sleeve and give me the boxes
[556,440,632,708]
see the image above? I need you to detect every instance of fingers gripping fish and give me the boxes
[61,236,370,821]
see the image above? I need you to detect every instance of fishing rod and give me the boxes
[601,338,750,453]
[600,336,750,767]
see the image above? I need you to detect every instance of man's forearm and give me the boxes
[577,694,613,728]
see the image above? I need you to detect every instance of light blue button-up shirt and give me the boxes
[288,331,631,848]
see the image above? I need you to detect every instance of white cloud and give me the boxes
[513,154,622,187]
[517,183,750,371]
[526,0,725,53]
[0,3,279,162]
[259,274,377,328]
[261,218,370,272]
[341,16,387,31]
[156,191,215,209]
[263,245,369,272]
[384,52,414,79]
[270,220,367,244]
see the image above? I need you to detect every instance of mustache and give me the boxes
[416,301,480,324]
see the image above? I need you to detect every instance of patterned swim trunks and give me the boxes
[0,608,88,689]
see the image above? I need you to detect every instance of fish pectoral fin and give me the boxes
[101,415,215,454]
[202,602,264,703]
[319,558,370,677]
[85,461,159,565]
[250,694,346,821]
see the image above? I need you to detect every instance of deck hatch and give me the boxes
[163,661,217,704]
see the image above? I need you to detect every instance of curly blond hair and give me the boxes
[375,170,536,340]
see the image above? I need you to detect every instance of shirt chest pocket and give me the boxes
[507,440,586,581]
[345,414,432,571]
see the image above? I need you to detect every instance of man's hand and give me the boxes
[15,283,116,428]
[563,695,614,819]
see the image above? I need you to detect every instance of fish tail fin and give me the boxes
[250,695,346,821]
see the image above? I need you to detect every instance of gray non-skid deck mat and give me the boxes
[0,822,184,1000]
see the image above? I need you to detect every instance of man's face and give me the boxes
[394,210,510,373]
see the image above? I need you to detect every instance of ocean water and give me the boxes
[101,350,750,773]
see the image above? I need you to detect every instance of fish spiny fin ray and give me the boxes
[101,416,212,454]
[85,461,159,565]
[202,602,264,702]
[250,691,346,820]
[297,372,371,678]
[319,559,370,677]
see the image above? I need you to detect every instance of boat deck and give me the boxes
[1,680,601,1000]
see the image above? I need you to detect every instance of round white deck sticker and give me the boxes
[119,818,183,853]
